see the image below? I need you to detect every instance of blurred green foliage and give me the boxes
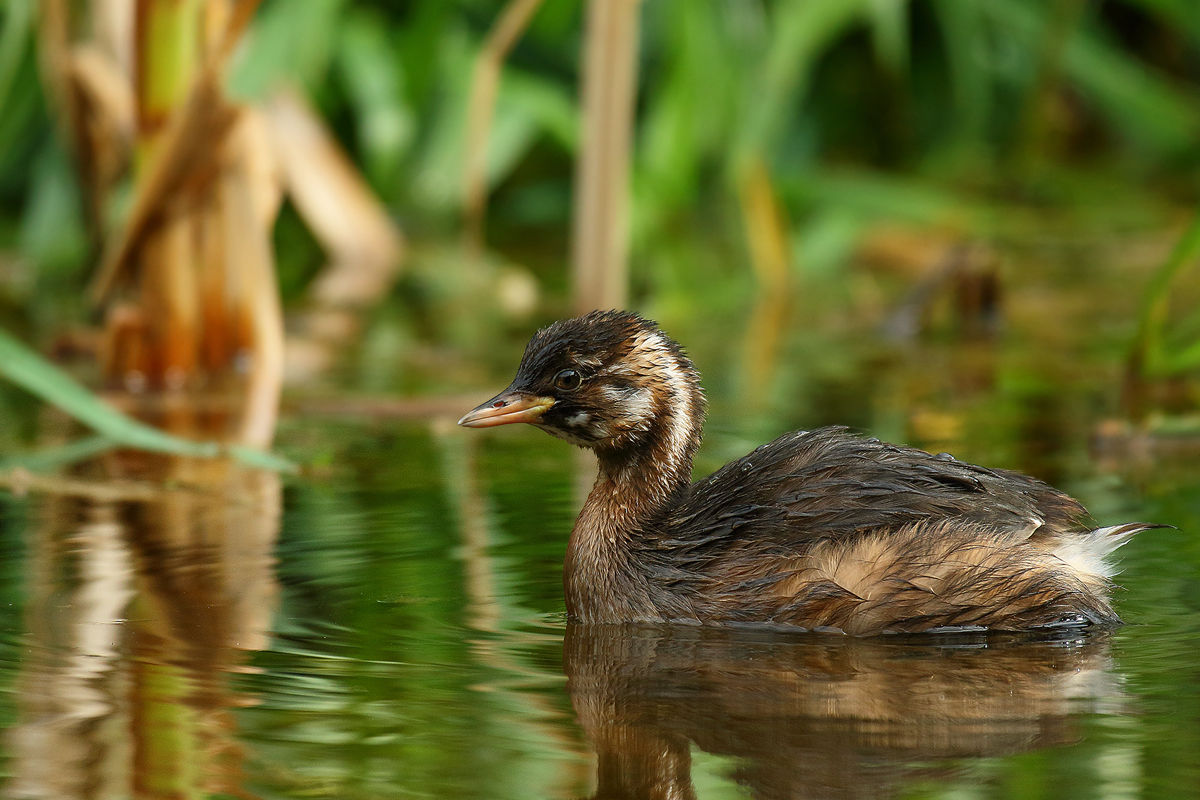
[0,0,1198,375]
[2,5,1199,796]
[0,327,296,470]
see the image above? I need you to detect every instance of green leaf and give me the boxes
[986,0,1200,155]
[228,0,351,100]
[0,435,117,472]
[736,0,869,163]
[929,0,992,149]
[501,69,578,153]
[337,9,415,188]
[20,143,88,275]
[413,41,575,210]
[789,170,984,227]
[867,0,910,76]
[1136,211,1200,375]
[0,0,34,117]
[0,328,295,472]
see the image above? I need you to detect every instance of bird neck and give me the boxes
[589,377,704,530]
[565,391,704,622]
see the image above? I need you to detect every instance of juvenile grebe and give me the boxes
[459,310,1152,634]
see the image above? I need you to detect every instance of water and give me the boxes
[2,273,1200,797]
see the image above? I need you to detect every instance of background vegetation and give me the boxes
[2,3,1200,798]
[1,0,1198,405]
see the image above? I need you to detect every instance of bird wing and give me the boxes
[662,427,1087,554]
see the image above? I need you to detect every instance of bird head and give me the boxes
[458,310,704,458]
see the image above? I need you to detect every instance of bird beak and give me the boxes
[458,389,555,428]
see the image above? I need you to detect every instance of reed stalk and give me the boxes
[571,0,642,313]
[64,0,279,449]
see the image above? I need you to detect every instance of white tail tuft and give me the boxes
[1052,523,1162,581]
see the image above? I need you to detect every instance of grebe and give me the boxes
[459,310,1152,634]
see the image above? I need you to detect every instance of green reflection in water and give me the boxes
[1,279,1200,798]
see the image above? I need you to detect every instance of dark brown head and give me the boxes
[459,311,706,473]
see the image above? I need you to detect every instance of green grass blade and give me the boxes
[986,1,1200,155]
[0,435,118,472]
[866,0,910,76]
[0,328,295,472]
[1135,210,1200,376]
[736,0,868,162]
[0,328,218,456]
[0,0,34,119]
[226,444,298,473]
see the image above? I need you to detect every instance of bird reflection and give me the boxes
[564,623,1122,800]
[7,452,279,800]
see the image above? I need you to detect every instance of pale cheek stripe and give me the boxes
[638,332,693,481]
[623,387,654,422]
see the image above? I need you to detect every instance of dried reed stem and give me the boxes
[226,152,284,449]
[89,0,262,304]
[571,0,642,314]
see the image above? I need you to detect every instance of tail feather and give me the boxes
[1092,522,1170,553]
[1053,522,1167,581]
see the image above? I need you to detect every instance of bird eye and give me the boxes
[554,369,582,391]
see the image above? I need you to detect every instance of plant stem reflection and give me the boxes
[8,454,279,799]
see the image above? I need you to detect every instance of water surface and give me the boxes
[3,265,1200,797]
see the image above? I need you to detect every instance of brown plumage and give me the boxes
[459,310,1156,635]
